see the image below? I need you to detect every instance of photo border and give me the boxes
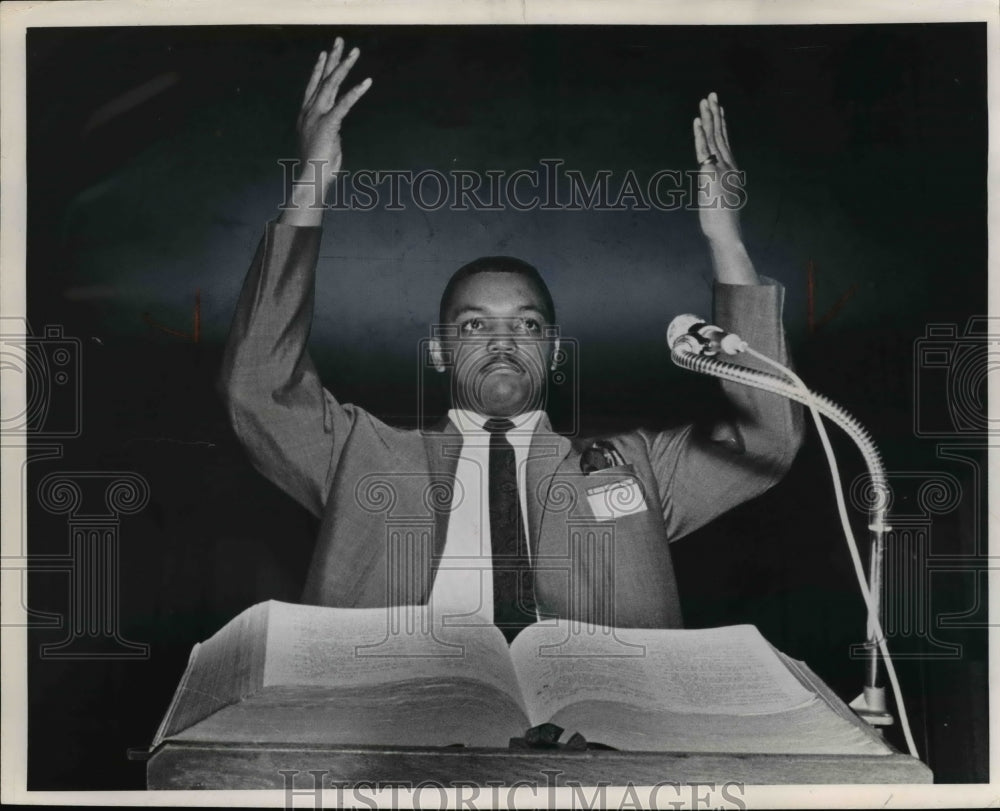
[2,0,997,807]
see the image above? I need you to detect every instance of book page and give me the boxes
[547,698,892,755]
[261,601,525,708]
[509,621,815,725]
[156,601,269,742]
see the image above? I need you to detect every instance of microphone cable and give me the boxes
[670,339,919,759]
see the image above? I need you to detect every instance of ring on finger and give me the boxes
[700,154,719,166]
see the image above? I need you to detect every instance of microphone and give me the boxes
[667,314,747,356]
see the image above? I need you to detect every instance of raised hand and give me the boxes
[281,37,372,225]
[693,91,743,249]
[692,92,757,284]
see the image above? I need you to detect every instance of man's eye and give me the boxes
[518,318,541,333]
[460,318,484,334]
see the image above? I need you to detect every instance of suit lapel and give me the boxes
[424,412,572,554]
[421,416,464,566]
[422,412,572,604]
[525,413,573,547]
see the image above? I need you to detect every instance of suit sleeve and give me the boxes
[217,220,354,518]
[640,277,805,541]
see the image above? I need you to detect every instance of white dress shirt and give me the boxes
[428,408,544,626]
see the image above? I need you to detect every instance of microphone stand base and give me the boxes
[850,687,895,728]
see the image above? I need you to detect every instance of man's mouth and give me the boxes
[483,356,524,374]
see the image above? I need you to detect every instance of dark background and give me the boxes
[23,24,987,786]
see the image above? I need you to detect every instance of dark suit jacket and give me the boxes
[219,221,804,628]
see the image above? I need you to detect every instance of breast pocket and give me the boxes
[582,464,649,522]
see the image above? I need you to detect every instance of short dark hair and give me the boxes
[439,256,556,325]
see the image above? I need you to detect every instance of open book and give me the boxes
[152,600,892,755]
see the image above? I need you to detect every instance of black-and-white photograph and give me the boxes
[1,0,994,806]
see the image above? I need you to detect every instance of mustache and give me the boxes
[481,353,527,373]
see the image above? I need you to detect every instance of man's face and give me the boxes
[439,271,556,418]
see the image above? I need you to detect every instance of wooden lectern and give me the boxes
[145,601,933,788]
[147,742,931,788]
[147,669,932,789]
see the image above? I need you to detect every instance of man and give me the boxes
[218,38,804,638]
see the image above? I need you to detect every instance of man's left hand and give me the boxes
[693,91,743,248]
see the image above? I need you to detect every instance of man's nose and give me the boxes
[485,319,521,349]
[487,331,517,353]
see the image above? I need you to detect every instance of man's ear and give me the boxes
[550,337,561,372]
[428,337,448,373]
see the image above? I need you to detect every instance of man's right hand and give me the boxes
[280,37,372,227]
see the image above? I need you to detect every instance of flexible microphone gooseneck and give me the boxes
[667,316,917,760]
